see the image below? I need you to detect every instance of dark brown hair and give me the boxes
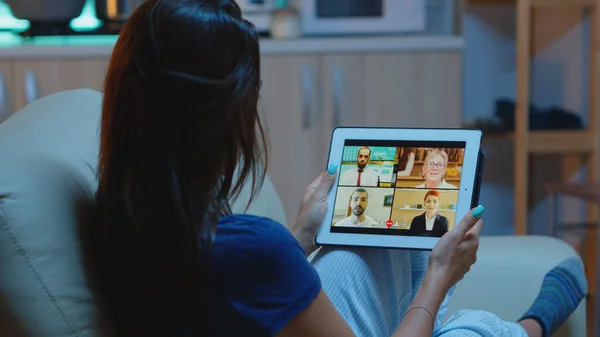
[88,0,267,335]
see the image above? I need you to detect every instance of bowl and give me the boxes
[5,0,87,22]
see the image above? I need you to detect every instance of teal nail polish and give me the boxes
[472,205,485,219]
[327,163,338,175]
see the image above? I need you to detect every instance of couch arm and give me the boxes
[444,235,586,337]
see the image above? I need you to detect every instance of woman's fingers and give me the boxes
[300,164,338,208]
[467,219,483,238]
[301,173,324,205]
[462,232,474,242]
[446,206,485,246]
[311,165,338,203]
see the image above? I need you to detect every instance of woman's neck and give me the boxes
[425,179,441,188]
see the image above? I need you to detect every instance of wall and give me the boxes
[464,4,590,236]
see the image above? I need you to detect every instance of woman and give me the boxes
[87,1,587,337]
[416,149,458,189]
[408,190,449,237]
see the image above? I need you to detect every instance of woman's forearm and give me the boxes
[392,272,448,337]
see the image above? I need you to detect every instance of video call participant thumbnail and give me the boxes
[333,188,382,228]
[407,190,449,237]
[415,149,458,189]
[338,146,380,187]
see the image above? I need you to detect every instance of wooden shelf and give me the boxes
[468,0,600,235]
[468,0,600,332]
[468,0,596,6]
[531,0,597,6]
[486,130,595,153]
[528,131,595,153]
[469,0,600,329]
[545,182,600,203]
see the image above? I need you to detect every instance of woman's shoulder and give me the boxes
[440,180,458,189]
[436,213,449,222]
[209,215,321,336]
[213,214,300,261]
[217,214,291,241]
[219,213,286,229]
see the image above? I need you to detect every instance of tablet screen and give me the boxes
[331,140,466,238]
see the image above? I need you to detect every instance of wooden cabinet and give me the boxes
[260,51,462,221]
[364,51,462,128]
[321,54,367,147]
[11,58,109,111]
[0,47,462,223]
[260,54,369,221]
[0,61,13,123]
[260,55,325,222]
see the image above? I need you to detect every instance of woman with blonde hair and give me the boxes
[416,149,458,189]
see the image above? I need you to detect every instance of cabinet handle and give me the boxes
[332,66,346,127]
[0,72,10,123]
[24,69,39,105]
[301,65,315,130]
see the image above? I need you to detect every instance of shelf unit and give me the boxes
[467,0,600,236]
[468,1,600,324]
[514,0,600,238]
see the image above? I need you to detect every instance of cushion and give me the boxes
[0,89,102,337]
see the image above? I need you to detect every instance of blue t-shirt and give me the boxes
[186,214,322,336]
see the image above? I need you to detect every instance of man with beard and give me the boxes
[339,146,380,187]
[334,188,381,228]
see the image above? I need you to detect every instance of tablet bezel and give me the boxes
[315,127,483,250]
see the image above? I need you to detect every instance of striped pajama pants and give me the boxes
[311,247,528,337]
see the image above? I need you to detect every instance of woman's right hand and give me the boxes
[390,206,485,337]
[427,205,485,291]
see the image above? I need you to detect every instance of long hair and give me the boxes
[88,1,267,335]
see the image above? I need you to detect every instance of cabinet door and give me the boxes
[259,55,324,222]
[12,58,109,111]
[0,60,13,123]
[321,54,366,150]
[364,52,462,128]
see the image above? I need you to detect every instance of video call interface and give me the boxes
[331,140,466,238]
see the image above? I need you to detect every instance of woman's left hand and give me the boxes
[292,163,338,256]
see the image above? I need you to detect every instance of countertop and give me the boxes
[0,33,465,59]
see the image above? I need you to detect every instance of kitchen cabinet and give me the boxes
[259,54,368,222]
[0,46,463,222]
[11,58,109,111]
[260,51,462,221]
[320,54,366,147]
[259,55,324,222]
[364,51,462,128]
[0,61,13,123]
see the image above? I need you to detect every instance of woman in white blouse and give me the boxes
[416,149,458,189]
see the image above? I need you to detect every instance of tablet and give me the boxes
[315,127,484,250]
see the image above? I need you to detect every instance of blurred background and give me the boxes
[0,0,592,234]
[0,1,597,333]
